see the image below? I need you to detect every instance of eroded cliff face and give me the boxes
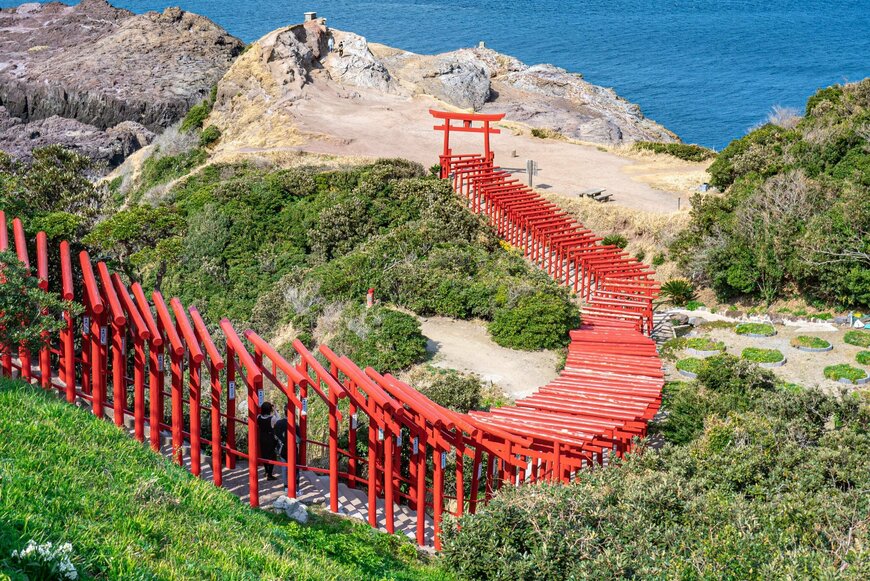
[0,0,243,165]
[210,21,677,148]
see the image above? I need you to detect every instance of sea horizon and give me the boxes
[2,0,868,148]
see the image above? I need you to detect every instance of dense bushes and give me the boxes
[331,305,428,373]
[660,278,696,306]
[489,290,578,350]
[408,366,484,413]
[633,141,717,162]
[139,147,207,192]
[673,79,870,308]
[0,145,104,239]
[441,356,870,579]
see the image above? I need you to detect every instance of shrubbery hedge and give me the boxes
[633,141,717,162]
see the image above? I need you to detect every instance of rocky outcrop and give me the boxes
[0,107,153,166]
[327,31,396,93]
[373,48,489,109]
[0,0,243,165]
[375,46,677,144]
[215,21,675,147]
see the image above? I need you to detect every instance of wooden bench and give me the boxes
[580,188,605,198]
[593,192,613,203]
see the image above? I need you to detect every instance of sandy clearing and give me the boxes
[418,316,560,399]
[213,50,707,214]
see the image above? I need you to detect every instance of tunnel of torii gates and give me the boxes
[0,110,662,549]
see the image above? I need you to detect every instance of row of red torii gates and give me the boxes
[0,111,663,549]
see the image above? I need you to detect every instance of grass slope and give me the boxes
[0,379,450,580]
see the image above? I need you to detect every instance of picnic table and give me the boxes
[580,188,612,203]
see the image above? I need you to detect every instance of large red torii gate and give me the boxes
[430,109,505,178]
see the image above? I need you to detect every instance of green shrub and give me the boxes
[856,351,870,365]
[180,101,211,132]
[672,80,870,311]
[332,305,428,373]
[409,366,483,413]
[128,160,573,328]
[633,141,717,162]
[741,347,784,363]
[651,252,666,266]
[823,363,867,382]
[735,322,776,336]
[844,330,870,347]
[139,148,206,191]
[0,251,81,354]
[199,125,221,147]
[790,335,831,349]
[601,234,628,248]
[684,337,725,352]
[660,278,697,306]
[488,290,578,350]
[675,357,703,374]
[685,300,705,311]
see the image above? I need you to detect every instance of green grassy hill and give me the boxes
[0,379,450,580]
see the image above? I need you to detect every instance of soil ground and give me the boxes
[418,316,560,399]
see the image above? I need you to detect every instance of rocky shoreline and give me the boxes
[0,0,242,166]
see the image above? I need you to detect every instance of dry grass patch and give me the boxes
[542,194,688,280]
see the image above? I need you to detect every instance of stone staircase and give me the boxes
[651,310,675,344]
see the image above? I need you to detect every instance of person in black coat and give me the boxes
[257,401,278,480]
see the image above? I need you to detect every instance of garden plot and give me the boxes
[667,322,870,391]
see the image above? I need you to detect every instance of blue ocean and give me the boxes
[3,1,869,148]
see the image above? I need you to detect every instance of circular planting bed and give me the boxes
[823,364,869,385]
[790,335,833,352]
[684,337,726,357]
[742,347,786,368]
[857,351,870,366]
[676,357,703,379]
[844,330,870,348]
[735,322,777,338]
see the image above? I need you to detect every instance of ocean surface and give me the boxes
[3,1,869,148]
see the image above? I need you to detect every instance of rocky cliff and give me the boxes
[210,22,676,148]
[0,0,243,165]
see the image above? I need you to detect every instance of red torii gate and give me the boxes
[430,109,505,178]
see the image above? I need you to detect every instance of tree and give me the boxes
[0,251,79,357]
[0,146,104,223]
[83,205,185,290]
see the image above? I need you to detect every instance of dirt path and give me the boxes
[419,317,560,399]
